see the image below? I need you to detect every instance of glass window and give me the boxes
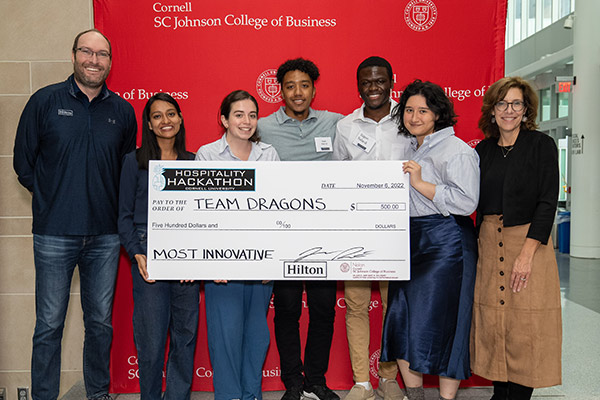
[507,0,576,47]
[540,88,551,121]
[559,0,571,18]
[543,0,552,27]
[527,0,536,37]
[558,91,569,118]
[514,0,522,43]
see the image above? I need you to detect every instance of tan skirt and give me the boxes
[470,215,562,388]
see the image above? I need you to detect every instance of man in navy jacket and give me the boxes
[13,29,136,400]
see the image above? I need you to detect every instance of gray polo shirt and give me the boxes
[258,106,343,161]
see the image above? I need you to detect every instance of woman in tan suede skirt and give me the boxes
[470,77,562,400]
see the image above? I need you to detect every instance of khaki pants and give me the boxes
[344,281,398,383]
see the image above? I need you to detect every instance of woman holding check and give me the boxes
[118,92,199,400]
[196,89,279,400]
[380,79,479,400]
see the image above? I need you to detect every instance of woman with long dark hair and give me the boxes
[118,92,199,400]
[380,80,479,400]
[196,89,279,400]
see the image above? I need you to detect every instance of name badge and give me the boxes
[352,132,376,153]
[314,137,333,153]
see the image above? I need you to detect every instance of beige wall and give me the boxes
[0,2,94,399]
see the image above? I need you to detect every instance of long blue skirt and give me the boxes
[380,214,477,380]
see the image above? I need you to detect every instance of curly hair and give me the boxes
[392,79,457,136]
[479,76,539,139]
[276,58,320,84]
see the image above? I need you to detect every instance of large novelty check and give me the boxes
[147,160,410,280]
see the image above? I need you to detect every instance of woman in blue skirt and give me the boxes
[380,80,479,400]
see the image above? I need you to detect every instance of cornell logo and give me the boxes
[369,349,381,378]
[467,139,481,149]
[404,0,438,32]
[256,69,282,103]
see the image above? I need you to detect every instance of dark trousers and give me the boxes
[130,227,199,400]
[273,280,337,388]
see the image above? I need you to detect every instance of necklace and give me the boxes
[500,145,514,158]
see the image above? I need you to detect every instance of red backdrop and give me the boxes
[93,0,507,392]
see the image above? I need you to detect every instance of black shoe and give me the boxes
[282,386,303,400]
[89,395,113,400]
[303,384,340,400]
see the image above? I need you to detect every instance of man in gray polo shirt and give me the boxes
[258,58,342,400]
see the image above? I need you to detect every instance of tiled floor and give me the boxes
[61,251,600,400]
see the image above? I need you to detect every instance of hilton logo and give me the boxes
[284,262,327,279]
[57,109,73,117]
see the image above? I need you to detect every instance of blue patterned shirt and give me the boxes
[407,127,480,217]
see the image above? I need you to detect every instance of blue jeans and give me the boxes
[131,227,200,400]
[205,281,273,400]
[32,234,121,400]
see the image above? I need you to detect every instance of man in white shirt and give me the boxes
[333,56,410,400]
